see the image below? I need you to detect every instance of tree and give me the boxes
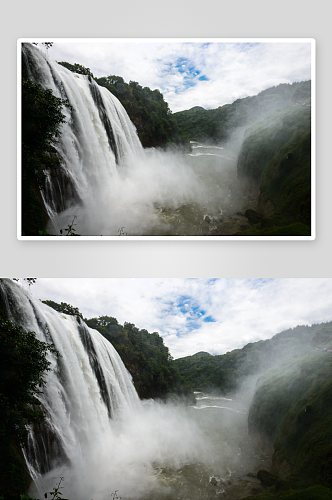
[32,42,53,54]
[41,300,83,319]
[21,74,72,235]
[12,278,37,287]
[0,316,59,493]
[57,61,94,78]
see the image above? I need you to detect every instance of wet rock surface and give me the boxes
[203,212,251,235]
[210,473,265,499]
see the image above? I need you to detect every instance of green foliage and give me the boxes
[41,300,83,320]
[59,216,80,236]
[234,105,311,235]
[57,61,94,78]
[94,76,181,148]
[0,316,59,441]
[44,477,68,500]
[21,74,72,236]
[0,314,59,494]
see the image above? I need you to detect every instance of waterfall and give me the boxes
[0,279,141,498]
[22,43,144,235]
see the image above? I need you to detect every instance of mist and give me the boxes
[47,144,249,237]
[29,391,267,500]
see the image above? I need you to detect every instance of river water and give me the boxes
[140,391,269,500]
[46,141,251,237]
[144,142,250,236]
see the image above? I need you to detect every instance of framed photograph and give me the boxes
[18,38,315,240]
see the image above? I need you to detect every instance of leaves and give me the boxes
[0,315,60,442]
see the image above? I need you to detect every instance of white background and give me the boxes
[1,0,330,279]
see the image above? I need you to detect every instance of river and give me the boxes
[140,391,270,500]
[144,142,252,236]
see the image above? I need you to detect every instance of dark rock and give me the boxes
[244,209,263,224]
[257,469,278,487]
[250,487,263,494]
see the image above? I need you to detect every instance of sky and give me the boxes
[30,39,313,113]
[20,278,332,359]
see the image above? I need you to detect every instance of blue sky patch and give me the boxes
[204,315,216,323]
[163,57,209,90]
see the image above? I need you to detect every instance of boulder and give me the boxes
[257,469,278,487]
[244,209,263,224]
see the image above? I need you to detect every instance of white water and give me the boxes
[22,44,249,236]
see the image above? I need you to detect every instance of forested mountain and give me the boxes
[175,322,331,393]
[173,81,311,146]
[248,349,332,490]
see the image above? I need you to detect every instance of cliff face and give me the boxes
[236,105,311,235]
[248,326,332,490]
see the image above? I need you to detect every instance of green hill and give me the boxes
[174,322,331,394]
[173,81,311,147]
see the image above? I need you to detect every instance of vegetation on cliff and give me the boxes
[21,73,72,236]
[85,316,183,399]
[235,105,311,236]
[248,327,332,492]
[0,313,59,494]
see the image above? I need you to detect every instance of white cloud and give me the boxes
[29,278,332,359]
[37,39,312,112]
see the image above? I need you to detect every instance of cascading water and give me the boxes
[0,279,141,496]
[21,43,249,236]
[22,43,144,235]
